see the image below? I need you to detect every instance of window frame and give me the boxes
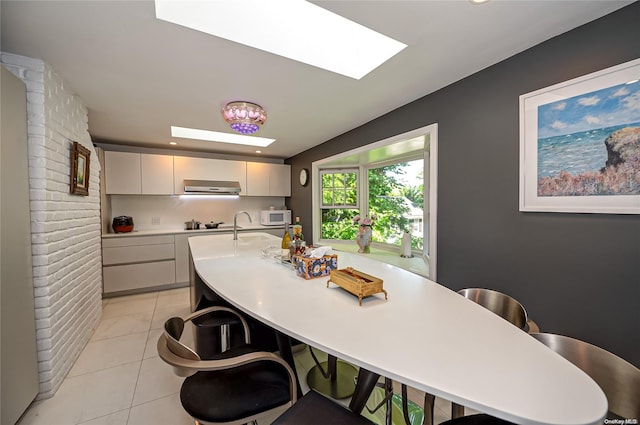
[364,156,425,250]
[310,123,438,282]
[319,168,360,209]
[317,154,425,252]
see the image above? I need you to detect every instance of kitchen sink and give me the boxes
[237,234,271,243]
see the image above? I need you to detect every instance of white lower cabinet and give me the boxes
[102,235,178,295]
[174,234,190,285]
[103,260,176,294]
[103,229,286,294]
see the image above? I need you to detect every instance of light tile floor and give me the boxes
[18,287,463,425]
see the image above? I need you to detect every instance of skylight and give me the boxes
[171,126,275,147]
[154,0,407,80]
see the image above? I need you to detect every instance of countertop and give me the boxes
[189,232,607,425]
[102,223,284,238]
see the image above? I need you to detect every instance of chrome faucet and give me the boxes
[233,211,252,240]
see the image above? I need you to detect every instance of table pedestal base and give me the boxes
[306,360,358,399]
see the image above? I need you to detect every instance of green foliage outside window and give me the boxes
[321,209,360,240]
[321,171,358,207]
[368,164,410,245]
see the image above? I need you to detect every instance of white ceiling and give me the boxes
[1,1,632,159]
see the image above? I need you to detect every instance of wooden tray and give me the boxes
[327,267,388,306]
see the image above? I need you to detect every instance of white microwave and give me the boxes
[260,210,291,226]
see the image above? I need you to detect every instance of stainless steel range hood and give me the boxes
[183,179,241,195]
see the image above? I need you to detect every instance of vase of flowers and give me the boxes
[353,214,376,253]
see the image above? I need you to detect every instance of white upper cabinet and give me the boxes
[104,151,142,194]
[105,152,174,195]
[246,162,291,196]
[105,153,286,196]
[141,154,174,195]
[173,156,247,195]
[270,163,291,196]
[246,162,270,196]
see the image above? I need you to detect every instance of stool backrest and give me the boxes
[458,288,528,330]
[532,333,640,419]
[161,317,200,377]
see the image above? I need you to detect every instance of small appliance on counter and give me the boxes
[185,219,201,230]
[112,216,134,233]
[260,209,291,226]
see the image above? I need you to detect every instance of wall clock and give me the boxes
[299,168,309,187]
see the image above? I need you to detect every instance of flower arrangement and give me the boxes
[353,214,377,253]
[353,214,377,226]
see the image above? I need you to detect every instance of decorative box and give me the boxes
[327,267,388,306]
[294,254,338,279]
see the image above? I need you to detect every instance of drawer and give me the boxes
[102,235,174,248]
[103,243,175,265]
[103,260,176,293]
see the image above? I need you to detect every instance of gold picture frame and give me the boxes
[70,141,90,196]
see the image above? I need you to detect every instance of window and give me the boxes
[319,159,423,251]
[320,169,359,240]
[311,124,438,281]
[368,159,423,250]
[321,169,358,208]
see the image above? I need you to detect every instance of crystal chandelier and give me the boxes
[221,101,267,134]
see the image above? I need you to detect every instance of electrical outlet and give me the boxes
[151,217,161,225]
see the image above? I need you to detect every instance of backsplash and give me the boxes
[108,195,287,233]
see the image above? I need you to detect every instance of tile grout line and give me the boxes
[127,292,159,418]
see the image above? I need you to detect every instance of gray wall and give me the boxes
[286,3,640,365]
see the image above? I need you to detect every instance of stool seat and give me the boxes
[181,360,292,423]
[272,390,374,425]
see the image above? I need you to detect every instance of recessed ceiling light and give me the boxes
[155,0,406,79]
[255,150,262,154]
[470,0,490,3]
[169,141,177,145]
[171,126,275,147]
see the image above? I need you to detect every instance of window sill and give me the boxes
[328,242,430,279]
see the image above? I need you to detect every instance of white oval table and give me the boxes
[189,233,607,425]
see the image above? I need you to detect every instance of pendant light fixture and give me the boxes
[221,101,267,134]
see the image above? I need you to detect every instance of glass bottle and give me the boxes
[293,216,304,241]
[281,222,291,250]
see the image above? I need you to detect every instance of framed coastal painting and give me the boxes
[519,58,640,214]
[70,141,90,196]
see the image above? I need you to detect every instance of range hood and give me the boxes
[183,179,241,195]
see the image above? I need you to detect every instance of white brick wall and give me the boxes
[1,53,102,399]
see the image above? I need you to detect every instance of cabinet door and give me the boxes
[103,260,176,293]
[102,235,174,249]
[246,162,291,196]
[105,151,141,194]
[141,154,174,195]
[246,162,270,196]
[174,234,190,284]
[270,164,291,196]
[173,156,247,195]
[102,243,175,265]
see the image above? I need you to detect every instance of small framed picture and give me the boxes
[70,141,90,196]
